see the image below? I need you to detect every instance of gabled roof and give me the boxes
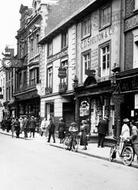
[40,0,101,44]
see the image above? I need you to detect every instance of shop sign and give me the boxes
[80,100,90,116]
[125,15,138,32]
[120,75,138,92]
[135,94,138,109]
[58,67,66,78]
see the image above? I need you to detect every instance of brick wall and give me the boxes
[124,32,133,70]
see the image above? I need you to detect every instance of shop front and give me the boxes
[74,77,114,136]
[114,69,138,137]
[15,89,40,118]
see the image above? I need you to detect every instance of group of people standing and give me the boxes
[1,115,37,139]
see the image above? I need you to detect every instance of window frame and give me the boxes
[47,65,53,89]
[99,41,111,78]
[47,41,53,57]
[81,17,91,39]
[134,0,138,11]
[81,50,91,82]
[61,31,68,50]
[99,4,112,30]
[60,59,68,85]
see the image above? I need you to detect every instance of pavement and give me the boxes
[0,128,138,169]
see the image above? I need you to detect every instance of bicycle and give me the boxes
[109,137,134,166]
[63,131,79,152]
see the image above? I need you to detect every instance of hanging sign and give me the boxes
[80,100,90,116]
[58,67,66,78]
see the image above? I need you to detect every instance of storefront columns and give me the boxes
[113,94,124,138]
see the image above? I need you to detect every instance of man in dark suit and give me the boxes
[47,117,56,143]
[97,116,108,148]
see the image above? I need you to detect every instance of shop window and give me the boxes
[61,31,68,49]
[82,51,91,82]
[100,5,111,29]
[100,42,110,77]
[47,41,53,57]
[81,17,91,39]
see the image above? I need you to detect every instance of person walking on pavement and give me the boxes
[47,117,56,143]
[29,116,36,138]
[14,117,20,138]
[22,115,29,139]
[129,120,138,162]
[58,118,66,143]
[19,115,24,133]
[11,117,15,138]
[80,120,88,150]
[40,117,48,137]
[97,116,108,148]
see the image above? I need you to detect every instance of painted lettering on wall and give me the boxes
[81,27,113,50]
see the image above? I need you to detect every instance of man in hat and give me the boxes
[120,118,130,141]
[120,118,131,154]
[97,116,108,148]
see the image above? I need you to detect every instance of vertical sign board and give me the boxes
[135,94,138,109]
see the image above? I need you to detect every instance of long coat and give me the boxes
[48,122,56,134]
[98,119,108,135]
[58,121,66,139]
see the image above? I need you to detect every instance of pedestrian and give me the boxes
[6,117,11,132]
[14,117,20,138]
[68,122,78,150]
[129,120,138,160]
[58,118,66,143]
[19,115,24,133]
[80,120,88,150]
[119,118,131,153]
[11,117,15,138]
[47,117,56,143]
[97,116,108,148]
[29,116,36,138]
[22,115,29,139]
[40,117,48,137]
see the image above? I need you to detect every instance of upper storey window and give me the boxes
[47,41,53,57]
[100,5,111,29]
[61,31,68,49]
[81,17,91,39]
[134,0,138,11]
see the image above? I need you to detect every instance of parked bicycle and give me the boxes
[109,137,134,166]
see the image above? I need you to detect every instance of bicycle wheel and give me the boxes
[72,139,78,152]
[121,146,134,166]
[109,146,116,162]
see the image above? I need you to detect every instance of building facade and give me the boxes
[39,0,123,134]
[112,0,138,137]
[14,0,48,118]
[2,47,16,118]
[74,0,122,136]
[0,61,6,122]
